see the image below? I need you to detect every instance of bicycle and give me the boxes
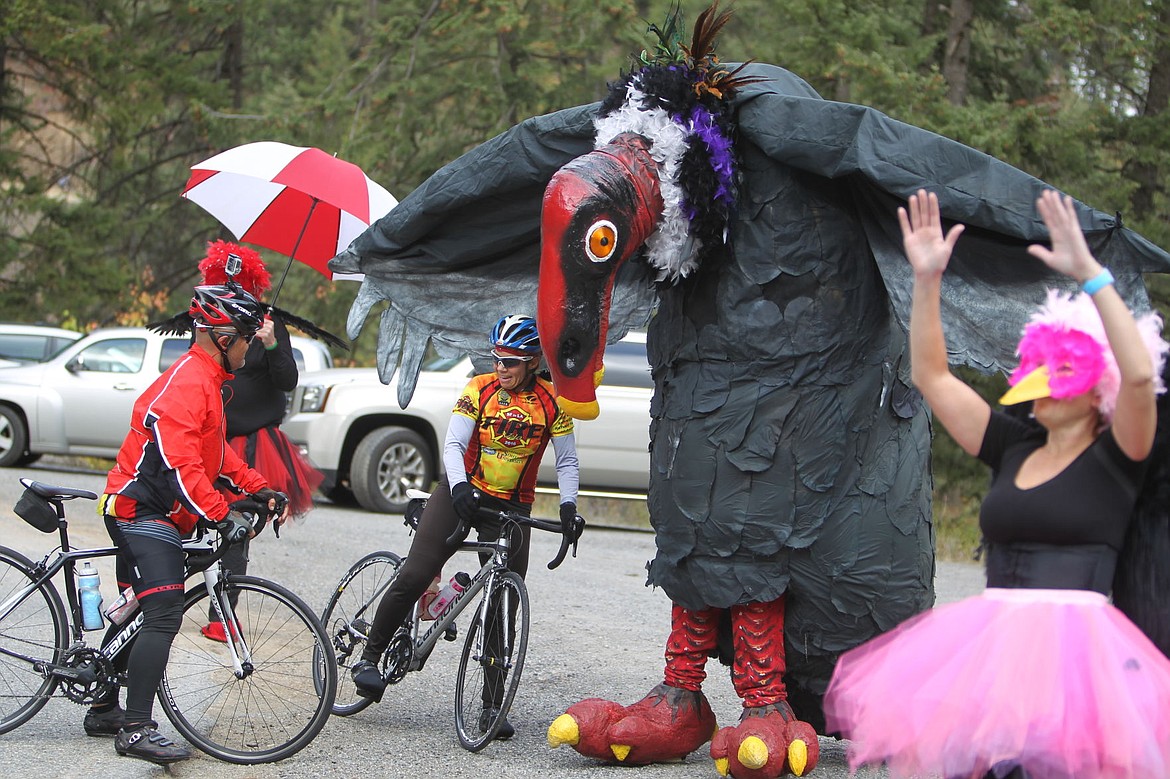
[317,489,584,751]
[0,478,337,764]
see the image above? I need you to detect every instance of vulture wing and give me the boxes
[329,105,657,407]
[732,62,1170,372]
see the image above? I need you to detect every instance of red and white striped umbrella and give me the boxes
[181,141,396,284]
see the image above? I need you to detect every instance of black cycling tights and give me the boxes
[102,516,186,727]
[123,589,184,726]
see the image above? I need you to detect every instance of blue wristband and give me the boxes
[1081,268,1114,296]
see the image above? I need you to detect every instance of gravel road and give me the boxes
[0,458,984,779]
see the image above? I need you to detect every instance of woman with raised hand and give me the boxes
[824,189,1170,779]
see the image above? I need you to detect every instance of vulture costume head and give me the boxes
[331,4,1170,776]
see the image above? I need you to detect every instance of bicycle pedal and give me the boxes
[443,623,457,642]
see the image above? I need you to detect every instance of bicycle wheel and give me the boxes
[158,575,336,763]
[317,551,402,716]
[0,546,68,735]
[453,570,529,751]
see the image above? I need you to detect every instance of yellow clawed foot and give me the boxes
[788,738,809,776]
[547,713,580,748]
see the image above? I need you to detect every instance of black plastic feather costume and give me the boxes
[328,32,1170,729]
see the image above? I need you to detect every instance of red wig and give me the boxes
[198,240,271,298]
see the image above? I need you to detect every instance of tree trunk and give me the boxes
[942,0,975,106]
[225,15,244,110]
[1130,2,1170,220]
[922,0,941,36]
[0,39,8,124]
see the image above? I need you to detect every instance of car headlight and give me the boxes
[299,384,331,413]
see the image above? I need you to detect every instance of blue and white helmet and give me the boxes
[490,315,541,354]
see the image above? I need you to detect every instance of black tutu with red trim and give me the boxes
[824,588,1170,779]
[229,426,323,518]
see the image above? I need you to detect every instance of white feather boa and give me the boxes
[593,84,700,283]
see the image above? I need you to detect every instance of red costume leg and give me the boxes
[730,597,787,707]
[664,603,720,691]
[548,603,719,764]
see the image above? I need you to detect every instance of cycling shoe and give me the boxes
[479,707,515,740]
[351,659,386,702]
[84,704,125,737]
[115,722,191,764]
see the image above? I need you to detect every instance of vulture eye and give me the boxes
[586,220,618,263]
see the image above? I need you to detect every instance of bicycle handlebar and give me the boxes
[434,495,585,570]
[186,500,268,573]
[228,498,271,537]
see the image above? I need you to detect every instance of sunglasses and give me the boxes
[491,349,535,368]
[213,329,256,345]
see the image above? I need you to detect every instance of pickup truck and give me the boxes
[0,326,332,467]
[282,333,652,514]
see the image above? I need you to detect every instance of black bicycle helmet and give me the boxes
[490,314,540,354]
[189,283,265,337]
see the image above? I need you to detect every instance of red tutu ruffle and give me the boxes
[228,426,323,518]
[824,588,1170,779]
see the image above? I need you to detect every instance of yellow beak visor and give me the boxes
[998,365,1052,406]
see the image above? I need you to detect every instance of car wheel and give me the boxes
[350,426,433,514]
[0,406,29,468]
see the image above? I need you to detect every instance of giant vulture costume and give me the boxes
[332,6,1170,777]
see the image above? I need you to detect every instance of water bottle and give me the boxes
[418,576,442,621]
[105,586,139,626]
[78,561,104,631]
[427,572,470,619]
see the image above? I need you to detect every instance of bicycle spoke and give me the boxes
[0,548,67,735]
[317,552,402,716]
[158,577,335,763]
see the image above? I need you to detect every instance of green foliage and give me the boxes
[6,0,1170,532]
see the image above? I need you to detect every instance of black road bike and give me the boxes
[317,490,584,751]
[0,478,337,763]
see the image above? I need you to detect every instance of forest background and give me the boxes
[4,0,1170,559]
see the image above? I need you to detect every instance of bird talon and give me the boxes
[547,713,580,748]
[550,686,716,765]
[710,708,820,779]
[738,735,769,769]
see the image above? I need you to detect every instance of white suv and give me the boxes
[0,327,332,467]
[282,333,652,514]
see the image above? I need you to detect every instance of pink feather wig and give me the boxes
[1008,289,1168,422]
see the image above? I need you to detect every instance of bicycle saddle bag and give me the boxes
[15,488,58,533]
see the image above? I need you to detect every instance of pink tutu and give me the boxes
[824,588,1170,779]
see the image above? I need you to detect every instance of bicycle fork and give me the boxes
[469,571,515,677]
[204,566,253,679]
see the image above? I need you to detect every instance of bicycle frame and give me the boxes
[0,529,256,686]
[403,532,514,674]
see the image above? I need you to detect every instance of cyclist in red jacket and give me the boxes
[87,284,288,765]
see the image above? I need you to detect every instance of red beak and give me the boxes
[537,133,662,420]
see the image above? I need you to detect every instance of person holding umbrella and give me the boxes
[194,241,325,639]
[149,240,332,639]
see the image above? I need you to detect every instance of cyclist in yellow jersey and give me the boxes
[351,315,579,738]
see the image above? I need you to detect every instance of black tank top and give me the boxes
[976,411,1148,593]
